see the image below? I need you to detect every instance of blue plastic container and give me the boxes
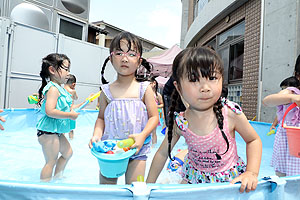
[91,141,137,178]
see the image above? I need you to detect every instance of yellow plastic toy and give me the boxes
[77,91,101,110]
[28,95,38,104]
[267,129,275,136]
[117,138,135,148]
[137,175,144,182]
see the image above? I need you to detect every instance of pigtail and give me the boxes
[136,58,153,82]
[38,78,47,106]
[213,98,229,160]
[101,56,110,84]
[37,59,51,106]
[141,58,152,73]
[167,90,181,161]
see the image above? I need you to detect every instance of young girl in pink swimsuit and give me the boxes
[146,47,262,193]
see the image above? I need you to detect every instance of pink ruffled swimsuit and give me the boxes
[175,102,246,183]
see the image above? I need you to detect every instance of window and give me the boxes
[59,18,83,40]
[229,41,244,83]
[218,21,245,47]
[213,21,245,105]
[218,47,229,84]
[206,38,216,50]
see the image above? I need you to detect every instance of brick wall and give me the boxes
[243,0,261,119]
[193,0,261,119]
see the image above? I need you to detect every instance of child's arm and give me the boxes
[71,93,94,110]
[270,116,278,131]
[45,86,79,120]
[0,109,5,130]
[129,85,159,153]
[263,89,300,107]
[229,110,262,193]
[89,92,107,148]
[157,93,164,108]
[72,90,78,100]
[146,129,180,183]
[65,86,78,100]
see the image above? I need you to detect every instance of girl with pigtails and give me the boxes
[36,53,79,181]
[146,47,262,193]
[89,31,159,184]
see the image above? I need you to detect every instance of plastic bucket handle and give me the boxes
[281,102,300,157]
[281,103,300,130]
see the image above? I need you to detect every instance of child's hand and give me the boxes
[128,134,146,154]
[230,171,258,193]
[89,136,100,149]
[69,110,79,120]
[291,95,300,106]
[87,93,94,99]
[0,109,5,130]
[270,125,276,131]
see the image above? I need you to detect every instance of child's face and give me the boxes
[57,59,70,84]
[110,39,142,77]
[175,71,223,111]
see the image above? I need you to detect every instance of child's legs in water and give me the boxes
[152,129,157,146]
[125,159,146,184]
[99,173,118,184]
[68,130,74,139]
[38,134,60,181]
[54,134,73,178]
[276,171,286,177]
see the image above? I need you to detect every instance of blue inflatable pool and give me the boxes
[0,108,299,200]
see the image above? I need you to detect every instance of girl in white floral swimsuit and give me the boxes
[146,47,262,193]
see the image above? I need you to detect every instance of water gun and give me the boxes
[76,91,101,111]
[117,138,135,148]
[116,136,152,149]
[267,129,276,136]
[28,95,38,104]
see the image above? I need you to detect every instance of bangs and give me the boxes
[174,47,224,82]
[185,59,220,81]
[110,32,142,55]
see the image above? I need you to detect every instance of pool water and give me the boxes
[0,109,274,185]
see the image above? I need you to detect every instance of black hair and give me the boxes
[167,46,229,161]
[38,53,70,106]
[66,74,76,85]
[295,55,300,78]
[100,31,152,84]
[221,86,228,98]
[149,76,158,96]
[280,76,300,89]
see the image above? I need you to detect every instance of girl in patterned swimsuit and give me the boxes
[147,47,262,193]
[263,84,300,177]
[36,53,79,182]
[89,32,159,184]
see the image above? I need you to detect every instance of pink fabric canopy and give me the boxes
[147,44,182,77]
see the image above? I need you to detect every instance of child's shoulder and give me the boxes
[43,82,60,94]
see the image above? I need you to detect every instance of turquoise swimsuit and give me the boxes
[36,81,75,134]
